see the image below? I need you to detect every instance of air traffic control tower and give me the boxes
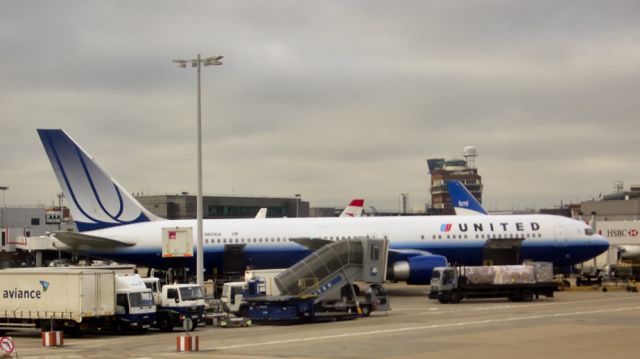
[427,146,483,215]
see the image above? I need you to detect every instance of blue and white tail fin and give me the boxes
[446,180,488,216]
[37,129,160,232]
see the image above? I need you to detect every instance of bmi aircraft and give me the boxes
[37,129,609,284]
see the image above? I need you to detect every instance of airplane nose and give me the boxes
[593,235,610,254]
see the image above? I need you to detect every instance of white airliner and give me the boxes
[339,199,365,217]
[37,129,609,284]
[257,198,363,219]
[619,245,640,260]
[255,208,267,219]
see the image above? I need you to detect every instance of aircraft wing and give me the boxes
[289,237,333,251]
[291,238,434,258]
[388,248,433,256]
[388,248,435,259]
[52,232,135,249]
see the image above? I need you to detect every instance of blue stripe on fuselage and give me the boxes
[78,238,608,271]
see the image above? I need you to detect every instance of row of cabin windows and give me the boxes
[422,232,543,240]
[203,235,362,244]
[202,232,544,244]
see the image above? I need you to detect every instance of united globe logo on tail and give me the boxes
[37,129,158,232]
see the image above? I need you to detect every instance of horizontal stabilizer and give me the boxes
[53,232,135,249]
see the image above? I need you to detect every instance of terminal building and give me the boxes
[579,184,640,222]
[576,184,640,268]
[1,205,74,267]
[135,194,310,219]
[427,146,483,215]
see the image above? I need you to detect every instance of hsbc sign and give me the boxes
[596,221,640,245]
[605,229,638,237]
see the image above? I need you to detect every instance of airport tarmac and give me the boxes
[6,283,639,359]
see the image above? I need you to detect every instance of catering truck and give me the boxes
[142,278,206,331]
[0,268,156,334]
[429,262,558,303]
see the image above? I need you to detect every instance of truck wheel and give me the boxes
[64,325,83,337]
[438,298,450,304]
[238,305,248,318]
[449,291,462,304]
[521,290,534,302]
[361,305,372,317]
[157,315,173,332]
[190,320,198,331]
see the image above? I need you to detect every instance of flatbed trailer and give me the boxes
[429,281,556,303]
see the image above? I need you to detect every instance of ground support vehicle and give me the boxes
[142,278,206,332]
[0,268,155,335]
[222,237,390,323]
[429,263,558,303]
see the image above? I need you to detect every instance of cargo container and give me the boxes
[0,268,155,334]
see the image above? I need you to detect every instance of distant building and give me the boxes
[310,207,341,217]
[580,185,640,221]
[427,146,482,215]
[1,205,74,268]
[135,194,310,219]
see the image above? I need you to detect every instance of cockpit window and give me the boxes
[585,228,594,236]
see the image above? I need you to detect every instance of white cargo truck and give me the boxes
[0,268,156,335]
[142,277,206,332]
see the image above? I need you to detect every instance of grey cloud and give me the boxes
[2,0,639,211]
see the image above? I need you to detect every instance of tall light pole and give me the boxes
[295,194,301,217]
[57,192,65,231]
[1,186,8,247]
[173,54,223,290]
[1,186,7,227]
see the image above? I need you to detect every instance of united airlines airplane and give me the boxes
[37,129,609,284]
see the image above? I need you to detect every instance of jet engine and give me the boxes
[387,255,448,285]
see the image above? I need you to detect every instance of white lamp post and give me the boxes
[295,193,301,217]
[173,54,223,289]
[0,186,8,230]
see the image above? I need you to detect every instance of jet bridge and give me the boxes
[244,237,390,321]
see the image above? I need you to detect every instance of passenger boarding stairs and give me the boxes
[273,237,389,303]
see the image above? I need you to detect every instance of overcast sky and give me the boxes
[1,1,639,212]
